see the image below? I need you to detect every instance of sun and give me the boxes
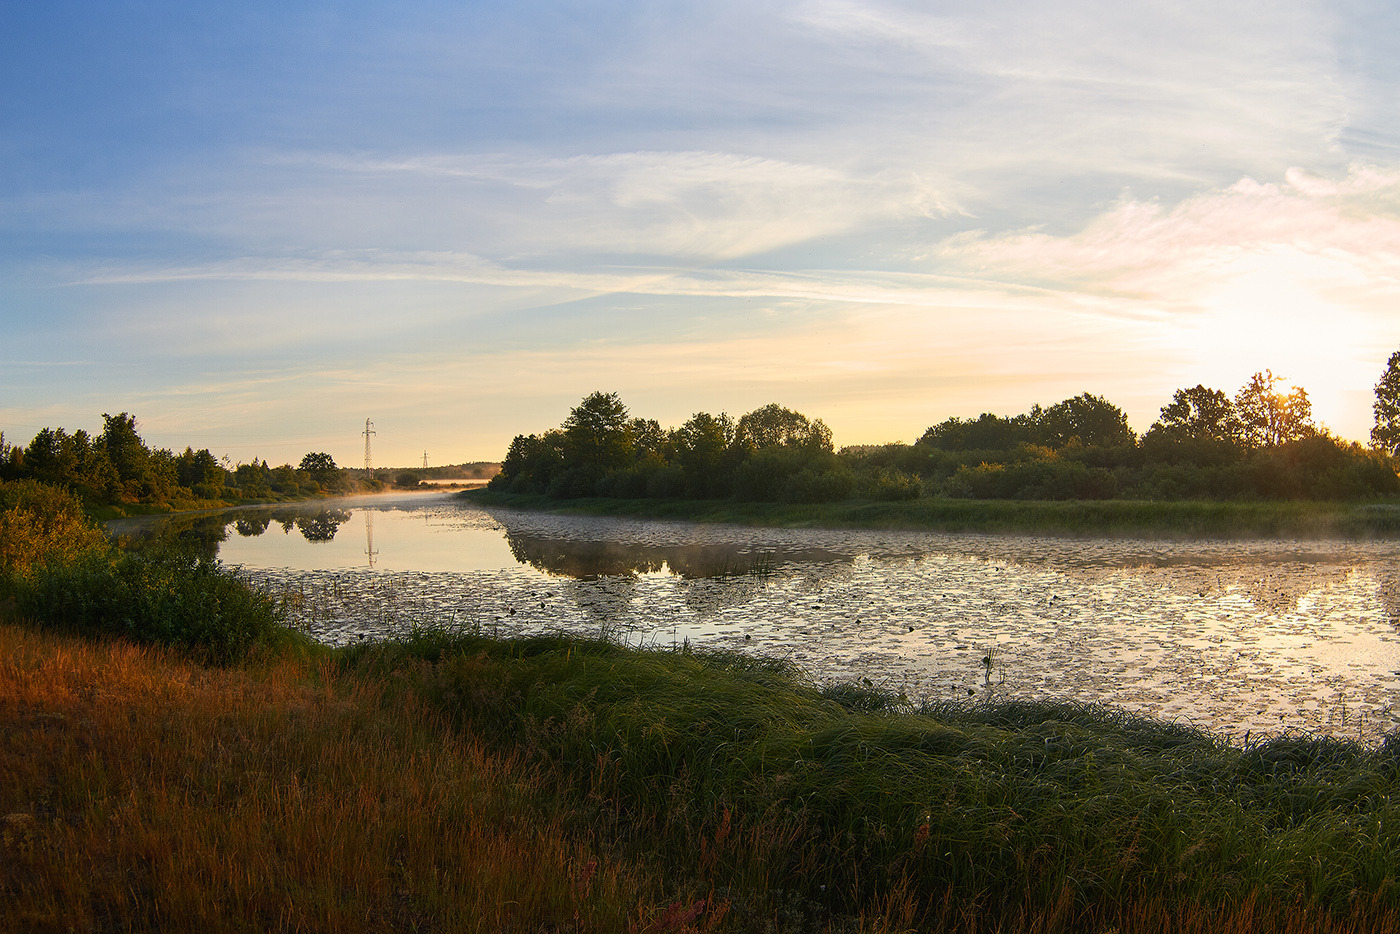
[1178,253,1381,441]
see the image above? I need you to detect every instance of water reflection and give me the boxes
[111,493,1400,742]
[504,528,838,580]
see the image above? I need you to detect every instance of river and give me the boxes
[134,490,1400,743]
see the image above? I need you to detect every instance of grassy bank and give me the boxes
[464,488,1400,538]
[9,481,1400,931]
[8,618,1400,932]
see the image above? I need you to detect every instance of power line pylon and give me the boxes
[363,419,375,479]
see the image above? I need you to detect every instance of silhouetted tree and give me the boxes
[1373,350,1400,456]
[1147,385,1242,445]
[1235,371,1314,448]
[1036,393,1135,448]
[629,417,667,462]
[918,412,1034,451]
[735,403,833,452]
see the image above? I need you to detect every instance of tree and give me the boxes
[298,452,343,492]
[1035,393,1136,448]
[1234,371,1314,449]
[629,417,667,462]
[1373,350,1400,456]
[232,461,271,498]
[99,413,175,503]
[918,412,1035,451]
[562,391,634,474]
[1146,385,1243,445]
[492,431,567,493]
[735,403,833,452]
[176,447,225,499]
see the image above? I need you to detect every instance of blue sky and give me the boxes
[4,0,1400,467]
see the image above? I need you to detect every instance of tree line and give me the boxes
[0,412,354,508]
[492,362,1400,503]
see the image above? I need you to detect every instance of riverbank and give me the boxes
[464,488,1400,538]
[6,619,1400,933]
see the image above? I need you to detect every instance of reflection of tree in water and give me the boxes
[219,506,351,542]
[504,529,845,581]
[678,574,766,615]
[295,509,352,542]
[234,514,272,536]
[1237,565,1323,616]
[507,534,665,579]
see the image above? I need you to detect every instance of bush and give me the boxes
[856,468,924,501]
[11,548,285,663]
[0,479,109,578]
[782,464,856,503]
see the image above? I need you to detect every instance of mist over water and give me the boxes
[196,492,1400,742]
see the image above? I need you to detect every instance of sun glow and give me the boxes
[1179,252,1380,440]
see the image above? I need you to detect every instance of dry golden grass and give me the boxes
[7,619,1400,933]
[0,623,649,934]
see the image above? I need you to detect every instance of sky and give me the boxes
[4,0,1400,468]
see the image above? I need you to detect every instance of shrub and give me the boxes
[11,548,285,663]
[782,464,856,503]
[0,479,109,579]
[856,468,924,501]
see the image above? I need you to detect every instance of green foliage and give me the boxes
[495,377,1398,506]
[175,446,225,499]
[1145,384,1244,448]
[919,411,1034,450]
[492,394,846,503]
[10,546,285,664]
[562,390,634,480]
[1036,392,1136,447]
[0,480,110,578]
[734,402,833,452]
[1373,349,1400,456]
[298,451,345,492]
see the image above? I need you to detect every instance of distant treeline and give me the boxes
[0,413,361,509]
[492,372,1400,504]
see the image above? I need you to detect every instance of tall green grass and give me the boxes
[340,630,1400,931]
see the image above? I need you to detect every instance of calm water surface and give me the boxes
[195,491,1400,742]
